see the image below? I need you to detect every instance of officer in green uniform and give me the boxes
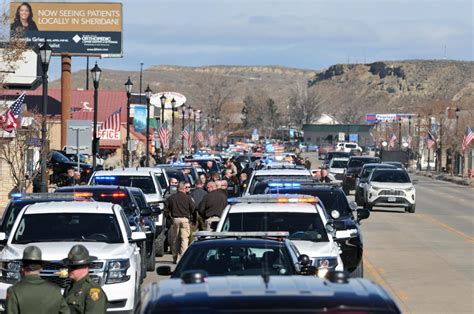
[6,246,69,314]
[62,245,107,314]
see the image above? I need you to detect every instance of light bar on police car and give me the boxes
[194,231,290,238]
[228,195,319,204]
[11,193,76,200]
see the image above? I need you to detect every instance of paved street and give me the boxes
[144,170,474,313]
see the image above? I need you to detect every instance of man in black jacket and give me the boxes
[198,181,228,231]
[165,182,196,263]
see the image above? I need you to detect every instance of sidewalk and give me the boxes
[410,170,473,187]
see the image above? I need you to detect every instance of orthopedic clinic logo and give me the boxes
[73,34,81,43]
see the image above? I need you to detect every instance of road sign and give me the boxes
[66,120,93,155]
[338,132,345,141]
[349,134,358,142]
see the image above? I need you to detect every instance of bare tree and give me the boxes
[0,114,43,192]
[338,106,365,124]
[198,74,233,126]
[289,83,321,125]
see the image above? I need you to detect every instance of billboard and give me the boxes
[10,2,122,56]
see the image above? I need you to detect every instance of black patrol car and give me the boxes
[141,270,401,313]
[253,180,369,277]
[156,232,314,278]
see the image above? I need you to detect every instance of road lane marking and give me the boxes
[416,214,474,243]
[364,255,410,313]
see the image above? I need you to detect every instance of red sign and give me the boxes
[97,129,120,140]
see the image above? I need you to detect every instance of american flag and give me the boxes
[389,134,397,149]
[195,131,204,144]
[1,92,25,133]
[181,126,191,149]
[426,131,436,149]
[406,135,413,148]
[100,108,121,131]
[462,127,473,152]
[158,121,169,149]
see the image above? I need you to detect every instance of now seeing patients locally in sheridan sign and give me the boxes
[10,2,123,56]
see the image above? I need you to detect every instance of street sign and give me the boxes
[338,132,345,141]
[66,120,92,155]
[349,134,358,142]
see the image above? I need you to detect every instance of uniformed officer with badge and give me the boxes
[63,245,107,314]
[6,246,69,314]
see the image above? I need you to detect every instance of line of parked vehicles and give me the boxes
[0,150,403,313]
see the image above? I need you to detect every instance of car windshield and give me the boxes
[371,171,411,183]
[12,213,123,244]
[331,160,348,168]
[360,166,378,179]
[173,244,293,277]
[52,152,72,163]
[222,212,328,242]
[346,144,357,148]
[348,158,379,168]
[92,176,156,194]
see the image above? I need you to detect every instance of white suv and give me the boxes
[216,195,344,273]
[0,201,145,312]
[365,169,416,213]
[328,157,349,183]
[336,142,362,153]
[90,168,168,254]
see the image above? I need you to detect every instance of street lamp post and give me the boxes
[455,106,461,175]
[416,116,421,171]
[91,62,102,172]
[124,77,133,167]
[39,40,52,192]
[181,106,186,154]
[187,105,194,153]
[159,94,166,157]
[145,85,152,167]
[170,98,176,145]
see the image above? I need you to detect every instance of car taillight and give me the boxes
[99,192,126,198]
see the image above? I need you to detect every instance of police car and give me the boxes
[156,232,316,278]
[244,169,312,195]
[141,270,401,313]
[0,201,145,312]
[216,195,344,273]
[89,168,168,255]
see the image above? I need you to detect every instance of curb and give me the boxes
[411,170,473,187]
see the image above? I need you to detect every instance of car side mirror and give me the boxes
[156,266,173,276]
[357,208,370,221]
[130,231,146,243]
[325,223,336,237]
[349,201,358,211]
[140,207,153,217]
[210,221,219,231]
[298,254,311,266]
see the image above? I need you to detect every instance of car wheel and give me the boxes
[407,204,416,213]
[351,260,363,278]
[146,242,156,271]
[155,233,165,257]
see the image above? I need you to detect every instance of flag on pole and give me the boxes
[462,127,473,152]
[1,92,26,133]
[389,134,397,148]
[407,135,413,148]
[158,121,169,149]
[426,131,436,149]
[100,108,121,131]
[195,131,204,144]
[181,126,191,150]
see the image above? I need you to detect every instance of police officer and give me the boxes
[6,246,69,314]
[63,245,107,314]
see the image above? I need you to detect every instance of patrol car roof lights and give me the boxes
[194,231,290,239]
[95,176,116,180]
[99,192,127,198]
[228,195,319,204]
[268,182,301,188]
[11,193,76,200]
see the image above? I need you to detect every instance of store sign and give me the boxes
[10,2,123,56]
[97,128,120,140]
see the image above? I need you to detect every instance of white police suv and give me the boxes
[216,195,344,274]
[0,201,145,312]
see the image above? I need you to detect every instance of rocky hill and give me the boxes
[51,60,473,122]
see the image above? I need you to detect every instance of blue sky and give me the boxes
[49,0,473,77]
